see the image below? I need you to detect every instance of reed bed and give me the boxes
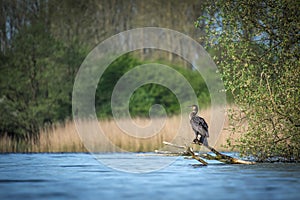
[0,107,239,153]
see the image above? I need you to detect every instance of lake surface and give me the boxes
[0,153,299,200]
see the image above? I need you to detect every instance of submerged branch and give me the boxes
[163,141,255,165]
[162,141,208,165]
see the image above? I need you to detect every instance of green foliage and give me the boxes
[0,23,87,139]
[96,54,210,118]
[197,0,299,161]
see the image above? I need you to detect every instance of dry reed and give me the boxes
[0,107,240,153]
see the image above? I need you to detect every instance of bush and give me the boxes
[197,0,300,161]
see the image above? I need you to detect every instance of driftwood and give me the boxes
[163,141,255,165]
[162,142,208,166]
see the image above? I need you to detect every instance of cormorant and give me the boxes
[189,105,209,145]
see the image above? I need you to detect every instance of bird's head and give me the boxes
[189,105,198,113]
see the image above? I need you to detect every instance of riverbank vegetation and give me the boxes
[196,0,299,161]
[0,1,298,161]
[0,108,233,153]
[0,0,213,142]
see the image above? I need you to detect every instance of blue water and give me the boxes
[0,153,299,200]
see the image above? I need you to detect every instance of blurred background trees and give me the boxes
[0,0,211,140]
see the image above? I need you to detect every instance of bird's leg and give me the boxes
[193,134,201,144]
[199,135,204,144]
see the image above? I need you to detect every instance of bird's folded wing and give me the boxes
[191,116,209,137]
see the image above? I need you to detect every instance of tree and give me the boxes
[197,0,300,161]
[0,22,86,140]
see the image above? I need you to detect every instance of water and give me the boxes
[0,153,299,200]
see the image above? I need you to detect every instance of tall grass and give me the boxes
[0,107,238,153]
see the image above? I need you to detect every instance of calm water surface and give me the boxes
[0,153,299,200]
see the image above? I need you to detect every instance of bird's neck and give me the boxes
[189,111,197,120]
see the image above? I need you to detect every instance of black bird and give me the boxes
[189,105,209,145]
